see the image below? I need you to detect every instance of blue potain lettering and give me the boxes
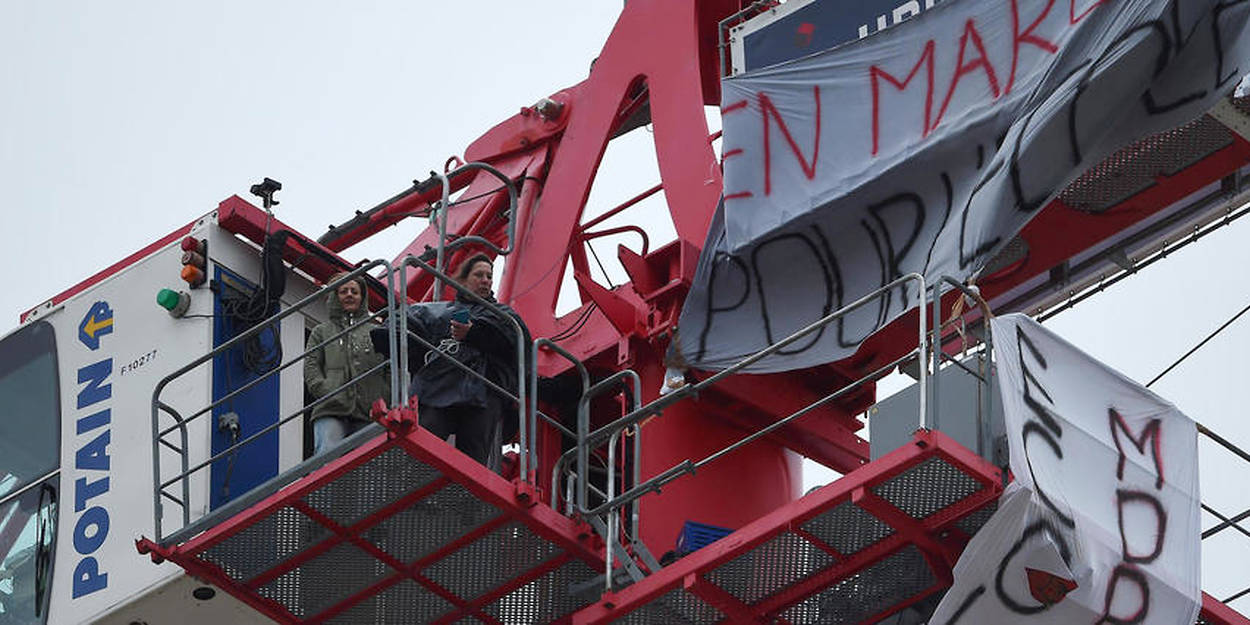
[71,557,108,598]
[73,301,115,599]
[76,359,112,409]
[75,430,111,471]
[74,476,109,512]
[76,408,110,435]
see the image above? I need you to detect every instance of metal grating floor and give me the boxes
[571,430,1004,625]
[139,414,604,625]
[1060,112,1235,213]
[137,416,1250,625]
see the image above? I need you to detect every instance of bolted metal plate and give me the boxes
[255,542,392,619]
[364,483,501,565]
[302,447,442,528]
[872,457,980,520]
[778,544,935,624]
[801,501,895,556]
[1060,114,1233,213]
[197,505,331,584]
[482,558,599,623]
[707,532,833,605]
[324,579,454,625]
[424,521,560,600]
[614,588,725,625]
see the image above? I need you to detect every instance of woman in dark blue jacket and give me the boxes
[383,254,529,470]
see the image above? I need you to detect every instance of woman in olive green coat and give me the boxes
[304,274,390,454]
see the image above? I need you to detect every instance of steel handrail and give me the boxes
[576,371,642,511]
[155,311,385,440]
[931,276,994,454]
[584,273,927,452]
[430,162,518,300]
[150,261,395,540]
[159,359,392,492]
[531,338,591,484]
[580,351,915,518]
[572,274,928,520]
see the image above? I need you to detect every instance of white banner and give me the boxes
[675,0,1250,372]
[930,314,1201,624]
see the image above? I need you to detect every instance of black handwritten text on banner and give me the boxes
[677,0,1250,372]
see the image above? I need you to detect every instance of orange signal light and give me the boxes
[181,264,206,287]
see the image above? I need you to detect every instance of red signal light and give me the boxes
[180,237,207,287]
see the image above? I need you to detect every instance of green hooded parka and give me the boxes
[304,277,391,423]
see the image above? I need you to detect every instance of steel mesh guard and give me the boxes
[482,558,599,623]
[324,579,454,625]
[872,457,981,520]
[255,542,392,619]
[707,532,833,605]
[424,521,561,600]
[778,545,935,624]
[364,482,501,565]
[955,501,998,538]
[982,236,1028,277]
[1059,114,1233,213]
[801,501,895,556]
[197,505,331,583]
[613,588,725,625]
[303,447,442,527]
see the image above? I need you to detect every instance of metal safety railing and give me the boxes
[929,276,997,459]
[427,162,518,298]
[150,261,400,541]
[1198,423,1250,607]
[556,273,929,590]
[151,254,550,541]
[150,162,530,543]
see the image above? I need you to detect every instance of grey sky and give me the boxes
[2,0,1247,612]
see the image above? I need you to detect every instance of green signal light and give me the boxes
[157,288,190,317]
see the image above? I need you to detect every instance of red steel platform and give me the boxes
[138,415,1249,624]
[573,430,1002,625]
[138,408,606,625]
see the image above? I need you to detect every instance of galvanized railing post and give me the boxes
[569,274,927,528]
[151,261,394,539]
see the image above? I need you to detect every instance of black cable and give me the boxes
[586,242,615,288]
[1146,299,1250,388]
[448,175,542,208]
[550,302,599,342]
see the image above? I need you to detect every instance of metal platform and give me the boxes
[1202,593,1250,625]
[572,430,1002,625]
[137,414,1250,624]
[138,408,605,625]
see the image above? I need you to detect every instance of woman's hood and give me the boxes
[326,276,369,321]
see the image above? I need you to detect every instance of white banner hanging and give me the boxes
[675,0,1250,372]
[929,314,1201,624]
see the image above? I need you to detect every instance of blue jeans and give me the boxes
[312,417,366,455]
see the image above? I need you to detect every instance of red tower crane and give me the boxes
[114,1,1250,623]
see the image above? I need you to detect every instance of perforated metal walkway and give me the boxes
[138,408,605,624]
[571,430,1002,625]
[137,419,1249,624]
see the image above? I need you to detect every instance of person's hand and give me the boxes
[450,320,471,341]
